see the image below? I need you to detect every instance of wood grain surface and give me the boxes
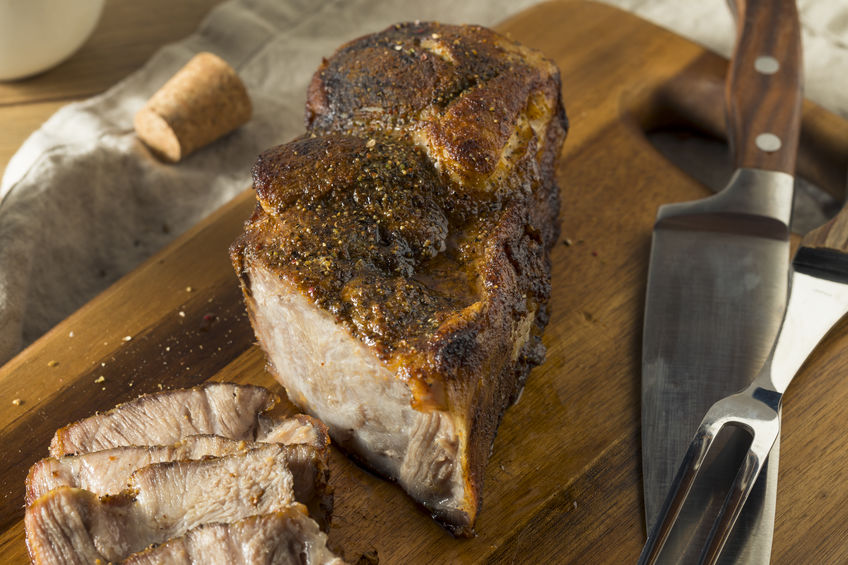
[2,1,848,563]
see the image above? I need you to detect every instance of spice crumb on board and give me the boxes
[122,335,133,342]
[68,331,74,338]
[12,398,23,406]
[47,360,59,368]
[94,376,105,384]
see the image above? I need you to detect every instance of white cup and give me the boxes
[0,0,105,81]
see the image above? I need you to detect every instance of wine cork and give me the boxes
[134,52,252,163]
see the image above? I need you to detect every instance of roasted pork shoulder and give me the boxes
[122,508,345,565]
[49,383,279,457]
[27,414,328,504]
[231,22,567,535]
[25,444,331,564]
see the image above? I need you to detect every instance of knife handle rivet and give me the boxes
[756,133,782,152]
[754,56,780,75]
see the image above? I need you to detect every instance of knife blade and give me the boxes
[641,0,802,562]
[639,185,848,565]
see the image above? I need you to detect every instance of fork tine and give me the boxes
[698,448,766,565]
[638,423,717,564]
[698,419,780,565]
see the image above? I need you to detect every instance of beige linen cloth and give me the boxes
[1,0,846,366]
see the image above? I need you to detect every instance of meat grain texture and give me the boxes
[25,445,328,564]
[231,22,568,535]
[27,414,328,504]
[25,384,343,564]
[123,508,344,565]
[49,382,278,457]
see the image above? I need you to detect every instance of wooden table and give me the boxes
[2,1,848,563]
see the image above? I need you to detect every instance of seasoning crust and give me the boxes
[231,21,567,536]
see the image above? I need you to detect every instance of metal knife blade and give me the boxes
[642,170,792,562]
[641,0,802,562]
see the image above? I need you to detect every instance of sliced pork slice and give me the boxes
[258,413,330,447]
[49,383,278,457]
[27,414,328,505]
[122,508,345,565]
[26,444,330,565]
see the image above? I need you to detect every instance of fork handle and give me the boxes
[725,0,802,174]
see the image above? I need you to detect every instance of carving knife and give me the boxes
[641,0,802,562]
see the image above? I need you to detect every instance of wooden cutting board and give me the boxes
[2,1,848,562]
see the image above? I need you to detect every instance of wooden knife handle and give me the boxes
[725,0,802,174]
[800,202,848,251]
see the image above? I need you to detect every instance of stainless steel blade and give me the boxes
[641,169,794,564]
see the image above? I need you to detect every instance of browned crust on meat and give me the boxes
[305,21,567,195]
[231,21,567,536]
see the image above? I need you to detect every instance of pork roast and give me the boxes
[231,22,567,535]
[49,383,280,457]
[122,508,345,565]
[25,444,332,564]
[27,414,328,504]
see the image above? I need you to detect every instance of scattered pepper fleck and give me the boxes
[12,398,22,406]
[95,376,105,383]
[122,335,132,342]
[186,286,194,292]
[47,360,59,368]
